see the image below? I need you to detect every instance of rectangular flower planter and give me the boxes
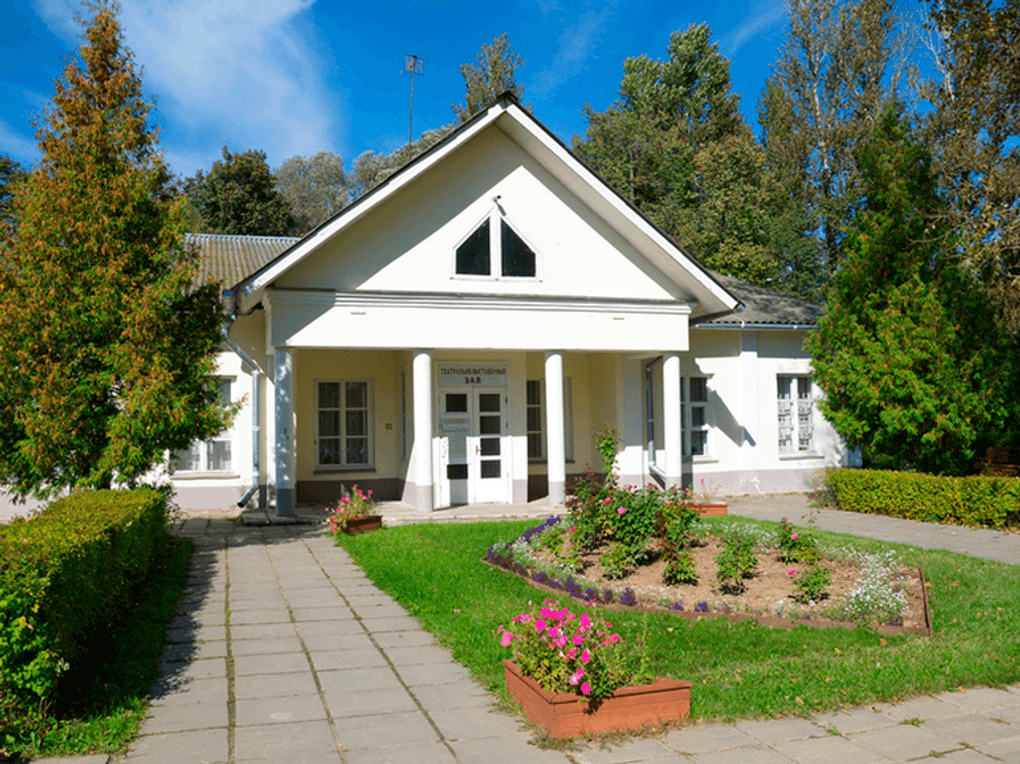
[338,515,383,534]
[503,659,692,738]
[691,502,727,517]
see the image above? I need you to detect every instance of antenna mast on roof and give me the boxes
[403,54,424,144]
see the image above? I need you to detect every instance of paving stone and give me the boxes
[984,703,1020,726]
[449,735,574,764]
[397,661,472,687]
[149,677,228,706]
[881,696,964,722]
[428,706,522,740]
[166,625,227,644]
[302,631,375,652]
[977,735,1020,761]
[353,603,411,619]
[848,723,952,760]
[939,686,1020,711]
[359,615,423,632]
[324,686,420,718]
[231,635,304,655]
[372,630,439,649]
[234,719,337,761]
[813,707,898,734]
[232,622,299,640]
[31,756,111,764]
[234,693,328,726]
[230,608,292,625]
[230,595,287,610]
[160,640,227,661]
[310,647,388,671]
[572,738,680,763]
[291,606,357,621]
[138,699,228,734]
[772,734,890,764]
[156,657,227,683]
[928,714,1020,746]
[298,618,367,636]
[734,717,824,743]
[662,726,756,754]
[384,645,454,666]
[690,746,789,764]
[928,750,1001,763]
[334,710,439,749]
[126,728,228,764]
[344,741,457,764]
[233,671,319,700]
[317,666,405,694]
[287,592,347,607]
[232,652,310,676]
[411,682,493,712]
[345,593,398,607]
[170,610,226,627]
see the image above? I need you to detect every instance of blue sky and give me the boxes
[2,0,795,180]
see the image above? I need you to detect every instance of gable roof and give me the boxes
[228,93,740,319]
[187,233,299,289]
[697,273,823,328]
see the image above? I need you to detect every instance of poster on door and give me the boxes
[438,364,507,388]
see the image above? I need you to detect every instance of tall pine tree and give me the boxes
[0,2,231,497]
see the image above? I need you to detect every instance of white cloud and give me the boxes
[722,2,788,57]
[0,118,41,167]
[530,7,614,100]
[30,0,342,177]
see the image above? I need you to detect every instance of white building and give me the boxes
[168,94,846,515]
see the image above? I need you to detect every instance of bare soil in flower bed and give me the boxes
[523,536,931,636]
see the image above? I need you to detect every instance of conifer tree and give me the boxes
[0,2,231,497]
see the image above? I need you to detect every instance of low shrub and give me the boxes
[829,469,1020,529]
[1,489,169,737]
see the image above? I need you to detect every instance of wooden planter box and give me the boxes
[691,502,727,517]
[503,659,692,738]
[334,515,383,535]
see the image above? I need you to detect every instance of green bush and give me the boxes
[1,489,169,734]
[829,469,1020,529]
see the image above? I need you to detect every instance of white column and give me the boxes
[273,347,295,517]
[740,330,760,491]
[412,350,433,512]
[662,352,682,489]
[545,351,566,506]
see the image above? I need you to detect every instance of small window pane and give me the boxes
[690,378,707,402]
[691,406,705,428]
[526,407,542,432]
[346,438,369,465]
[446,393,468,413]
[456,219,491,275]
[690,431,707,456]
[447,464,468,480]
[777,377,792,399]
[346,410,367,437]
[319,411,339,437]
[480,437,500,456]
[345,381,367,409]
[526,380,541,406]
[527,433,543,459]
[479,393,500,412]
[207,440,231,471]
[501,220,536,277]
[174,443,201,472]
[797,377,812,399]
[319,439,341,465]
[319,382,340,409]
[481,460,501,478]
[479,415,500,435]
[218,379,232,405]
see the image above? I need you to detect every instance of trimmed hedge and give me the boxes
[829,469,1020,529]
[1,489,169,734]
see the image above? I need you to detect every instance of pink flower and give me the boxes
[618,506,626,515]
[565,647,577,659]
[572,634,583,646]
[547,628,559,638]
[580,682,592,695]
[555,635,568,648]
[580,649,591,664]
[608,634,620,644]
[500,631,514,647]
[579,614,592,630]
[788,568,797,576]
[569,673,580,686]
[534,619,547,632]
[791,533,798,541]
[603,497,612,504]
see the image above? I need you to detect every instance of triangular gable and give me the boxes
[231,93,740,318]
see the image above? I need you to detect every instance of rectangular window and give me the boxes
[317,380,373,468]
[778,375,814,454]
[525,378,573,462]
[173,378,233,473]
[683,377,709,457]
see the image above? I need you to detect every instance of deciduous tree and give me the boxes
[453,33,525,122]
[0,2,231,497]
[275,151,350,234]
[0,154,26,222]
[185,147,295,236]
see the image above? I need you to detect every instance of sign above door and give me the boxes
[438,363,508,388]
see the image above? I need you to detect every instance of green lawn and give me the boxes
[336,518,1020,722]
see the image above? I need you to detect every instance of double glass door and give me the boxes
[437,387,509,506]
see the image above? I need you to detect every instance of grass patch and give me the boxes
[4,535,193,760]
[336,517,1020,722]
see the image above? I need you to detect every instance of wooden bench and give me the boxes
[975,447,1019,477]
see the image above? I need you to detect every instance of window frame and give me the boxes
[172,377,235,475]
[777,374,816,456]
[644,362,713,466]
[452,208,541,281]
[682,376,711,458]
[315,379,375,470]
[525,377,573,463]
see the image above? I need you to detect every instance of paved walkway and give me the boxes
[98,498,1020,764]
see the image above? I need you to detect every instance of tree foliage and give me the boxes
[349,124,457,199]
[574,24,786,285]
[0,154,26,222]
[808,109,1017,474]
[760,0,904,297]
[0,2,231,497]
[275,151,350,234]
[453,33,525,122]
[185,147,295,235]
[921,0,1020,334]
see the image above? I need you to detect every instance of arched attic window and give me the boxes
[454,210,537,279]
